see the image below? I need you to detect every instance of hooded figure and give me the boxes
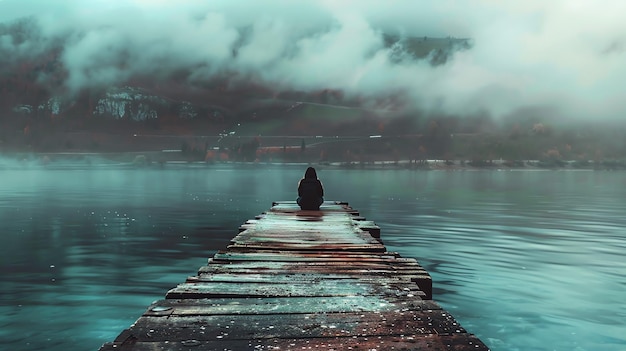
[297,167,324,210]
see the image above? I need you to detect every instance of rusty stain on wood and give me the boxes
[99,201,489,351]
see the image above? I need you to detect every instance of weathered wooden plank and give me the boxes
[100,333,488,351]
[142,297,443,317]
[210,250,417,262]
[354,220,381,238]
[189,273,431,301]
[197,261,430,276]
[234,227,376,238]
[214,249,402,258]
[236,223,367,235]
[186,274,428,291]
[98,201,485,351]
[166,279,424,299]
[195,264,433,300]
[190,271,412,282]
[112,309,465,342]
[233,228,376,239]
[270,205,360,216]
[208,260,423,274]
[197,267,429,281]
[226,242,387,252]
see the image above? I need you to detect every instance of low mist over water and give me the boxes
[1,165,625,351]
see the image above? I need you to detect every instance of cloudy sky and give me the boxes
[1,0,625,120]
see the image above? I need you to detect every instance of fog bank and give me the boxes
[1,0,625,120]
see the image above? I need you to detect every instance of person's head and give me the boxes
[304,167,317,179]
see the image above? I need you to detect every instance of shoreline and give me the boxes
[1,151,624,171]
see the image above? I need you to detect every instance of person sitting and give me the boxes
[297,167,324,210]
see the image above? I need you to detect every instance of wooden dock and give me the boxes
[99,201,489,350]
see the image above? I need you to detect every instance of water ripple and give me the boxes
[2,168,625,351]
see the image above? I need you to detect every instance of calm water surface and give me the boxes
[1,165,625,351]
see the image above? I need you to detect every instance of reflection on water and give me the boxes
[375,171,626,351]
[1,165,625,351]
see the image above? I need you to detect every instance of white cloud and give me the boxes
[0,0,625,119]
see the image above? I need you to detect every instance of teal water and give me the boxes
[1,165,625,350]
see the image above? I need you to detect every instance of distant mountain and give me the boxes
[0,16,470,114]
[0,16,473,153]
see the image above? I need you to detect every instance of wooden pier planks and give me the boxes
[99,201,488,351]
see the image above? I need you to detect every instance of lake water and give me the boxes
[1,164,625,351]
